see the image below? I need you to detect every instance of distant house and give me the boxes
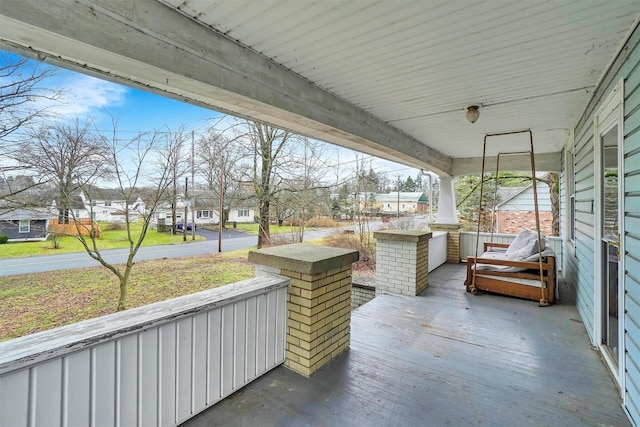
[0,208,51,241]
[153,193,256,228]
[51,195,91,222]
[494,182,553,235]
[373,192,428,214]
[227,203,255,223]
[79,189,146,222]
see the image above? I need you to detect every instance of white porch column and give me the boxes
[434,176,457,224]
[430,176,463,263]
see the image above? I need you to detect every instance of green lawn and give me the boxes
[0,233,368,341]
[0,222,204,259]
[0,248,255,341]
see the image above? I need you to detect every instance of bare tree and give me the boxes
[156,126,190,232]
[72,120,179,310]
[0,53,61,209]
[17,119,111,223]
[281,137,335,241]
[0,53,60,141]
[196,120,247,226]
[350,155,373,253]
[244,121,293,248]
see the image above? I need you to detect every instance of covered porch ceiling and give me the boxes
[0,1,639,175]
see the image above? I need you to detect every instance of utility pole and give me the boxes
[183,177,188,242]
[396,175,401,219]
[218,156,224,253]
[191,130,196,241]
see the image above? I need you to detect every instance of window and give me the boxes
[105,201,111,207]
[238,209,250,217]
[197,210,211,219]
[566,146,576,243]
[103,210,108,216]
[18,220,30,233]
[92,212,97,220]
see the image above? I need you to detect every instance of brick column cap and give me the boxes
[249,243,359,275]
[428,222,463,230]
[373,229,432,243]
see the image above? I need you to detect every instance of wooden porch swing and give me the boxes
[464,130,556,306]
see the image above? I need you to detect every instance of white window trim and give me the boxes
[18,220,30,233]
[565,130,576,251]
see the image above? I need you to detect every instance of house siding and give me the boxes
[624,31,640,425]
[566,23,640,424]
[496,183,553,235]
[498,183,551,211]
[0,220,48,241]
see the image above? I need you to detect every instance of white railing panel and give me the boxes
[0,276,289,427]
[140,328,159,426]
[159,322,177,425]
[93,341,116,426]
[207,309,222,405]
[428,231,448,272]
[256,293,268,375]
[0,370,28,426]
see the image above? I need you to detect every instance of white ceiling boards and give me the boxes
[1,1,638,175]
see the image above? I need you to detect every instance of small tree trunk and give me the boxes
[117,278,127,311]
[257,199,270,248]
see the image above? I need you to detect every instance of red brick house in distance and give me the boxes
[494,182,554,236]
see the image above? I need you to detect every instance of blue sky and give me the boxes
[3,49,425,183]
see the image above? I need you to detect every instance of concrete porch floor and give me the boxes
[182,263,629,426]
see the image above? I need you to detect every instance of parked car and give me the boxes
[176,222,197,230]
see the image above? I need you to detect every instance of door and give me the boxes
[594,78,624,386]
[600,124,620,363]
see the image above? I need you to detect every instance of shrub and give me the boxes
[387,217,418,230]
[104,222,126,231]
[306,217,338,228]
[268,232,300,246]
[0,234,8,244]
[322,230,375,262]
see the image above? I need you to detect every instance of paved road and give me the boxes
[0,232,257,277]
[0,220,394,277]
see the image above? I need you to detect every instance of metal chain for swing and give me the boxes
[470,130,549,306]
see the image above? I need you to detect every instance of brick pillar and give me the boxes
[428,223,462,263]
[249,243,359,377]
[373,230,432,296]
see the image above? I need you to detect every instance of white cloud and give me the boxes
[41,74,127,118]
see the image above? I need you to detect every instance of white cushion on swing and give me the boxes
[504,229,546,260]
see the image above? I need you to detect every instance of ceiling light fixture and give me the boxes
[466,105,480,124]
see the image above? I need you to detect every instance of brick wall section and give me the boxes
[280,264,352,376]
[373,230,432,296]
[496,211,553,235]
[351,281,375,309]
[428,223,462,263]
[249,244,359,377]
